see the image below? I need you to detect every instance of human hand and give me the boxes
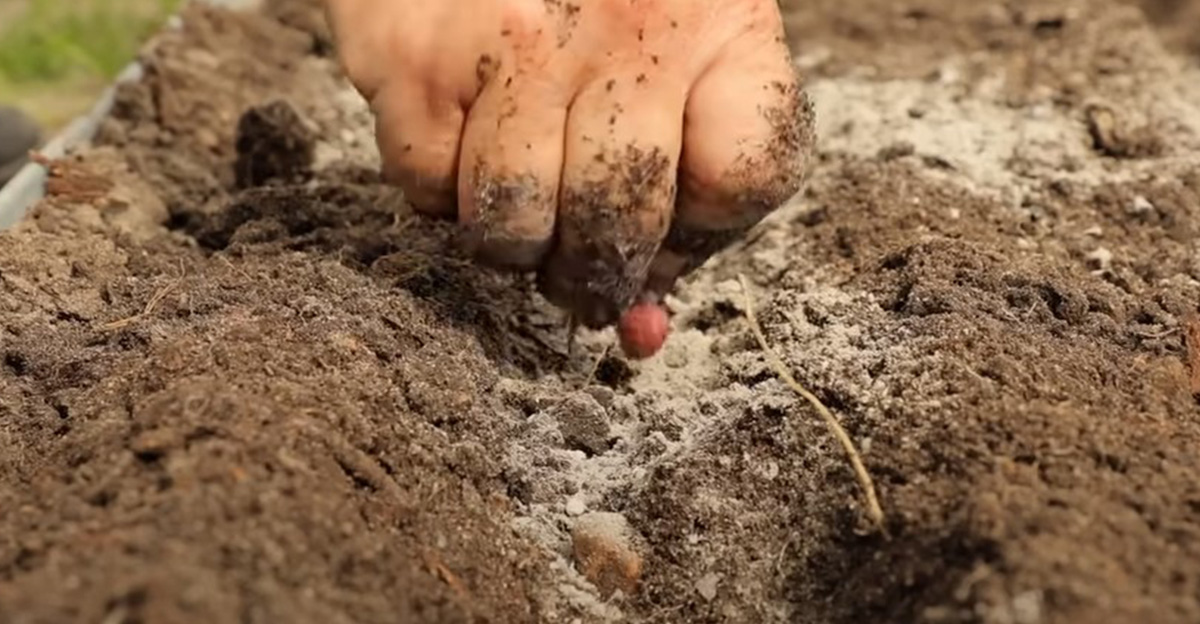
[325,0,814,340]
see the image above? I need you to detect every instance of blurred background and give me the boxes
[1,0,180,129]
[1,0,1197,188]
[1,0,182,184]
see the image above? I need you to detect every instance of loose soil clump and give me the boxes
[2,1,1199,623]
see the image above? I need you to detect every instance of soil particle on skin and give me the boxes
[464,164,554,270]
[3,0,1200,623]
[543,144,674,329]
[544,0,583,47]
[661,80,817,284]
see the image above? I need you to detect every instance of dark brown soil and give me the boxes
[2,1,1199,623]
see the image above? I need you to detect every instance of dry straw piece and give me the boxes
[738,275,885,532]
[100,279,179,331]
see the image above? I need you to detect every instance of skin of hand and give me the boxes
[323,0,815,331]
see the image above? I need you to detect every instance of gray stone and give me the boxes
[550,393,611,456]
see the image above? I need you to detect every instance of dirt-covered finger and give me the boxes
[371,81,466,218]
[538,75,685,329]
[457,65,567,270]
[650,28,815,295]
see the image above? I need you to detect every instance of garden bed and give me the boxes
[2,0,1199,622]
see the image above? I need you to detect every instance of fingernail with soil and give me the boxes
[617,298,670,360]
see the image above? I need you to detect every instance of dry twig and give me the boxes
[421,549,470,597]
[100,268,184,331]
[738,275,885,532]
[583,342,613,388]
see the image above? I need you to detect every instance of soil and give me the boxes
[2,1,1200,623]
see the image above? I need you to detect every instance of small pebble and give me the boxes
[696,572,722,602]
[565,496,587,517]
[571,512,643,597]
[550,393,611,456]
[714,279,742,297]
[663,344,689,369]
[129,428,181,458]
[1086,247,1113,271]
[1129,195,1155,216]
[583,385,615,408]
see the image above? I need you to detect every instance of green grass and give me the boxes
[0,0,183,130]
